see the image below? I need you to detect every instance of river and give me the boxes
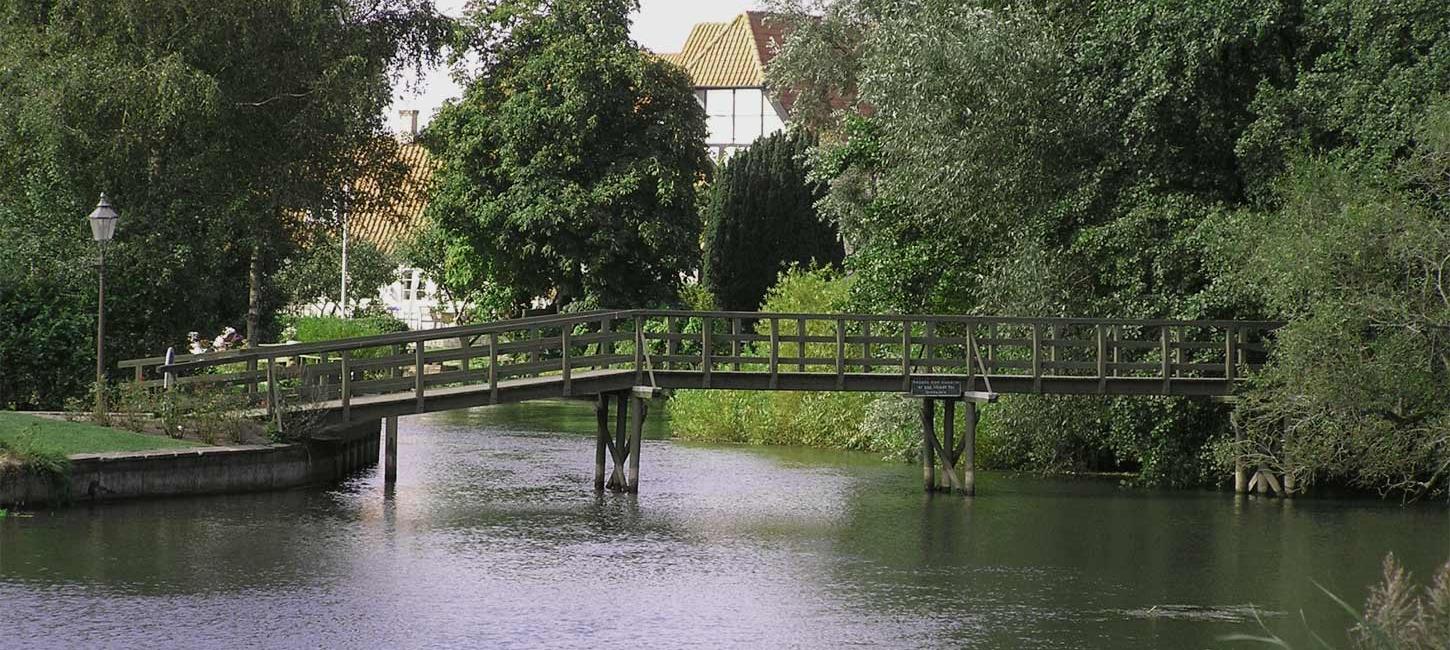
[2,402,1446,649]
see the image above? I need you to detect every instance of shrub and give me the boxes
[702,131,844,311]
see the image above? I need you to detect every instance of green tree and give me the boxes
[702,131,842,311]
[763,0,1450,491]
[419,0,710,316]
[0,0,446,408]
[275,231,400,316]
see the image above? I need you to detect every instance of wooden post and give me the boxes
[835,319,845,389]
[1031,323,1042,393]
[963,401,977,496]
[561,326,572,396]
[266,355,279,428]
[415,343,425,413]
[489,332,499,404]
[924,321,936,373]
[731,318,741,371]
[666,316,678,370]
[594,395,608,491]
[902,320,912,392]
[627,395,645,493]
[1096,324,1107,394]
[1232,410,1247,494]
[1225,325,1236,382]
[921,398,936,492]
[1161,325,1172,393]
[384,416,398,484]
[600,316,614,361]
[340,349,352,423]
[634,317,645,384]
[769,318,780,388]
[613,393,629,490]
[701,316,712,387]
[797,317,808,371]
[862,321,873,373]
[943,399,956,492]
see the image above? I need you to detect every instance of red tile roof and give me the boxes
[658,11,787,89]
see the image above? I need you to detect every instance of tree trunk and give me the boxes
[247,244,261,349]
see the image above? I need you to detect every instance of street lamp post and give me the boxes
[89,193,118,418]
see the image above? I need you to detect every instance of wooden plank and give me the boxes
[901,320,912,392]
[835,319,846,389]
[666,316,678,371]
[1225,325,1236,382]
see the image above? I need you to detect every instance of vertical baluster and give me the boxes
[701,316,712,388]
[835,318,845,389]
[797,317,807,371]
[415,342,425,412]
[862,320,873,373]
[1031,323,1042,393]
[769,318,779,388]
[340,349,352,423]
[489,332,499,403]
[731,317,741,371]
[561,326,572,396]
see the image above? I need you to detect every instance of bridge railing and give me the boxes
[631,311,1278,390]
[118,310,1281,419]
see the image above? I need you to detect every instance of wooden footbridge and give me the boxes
[119,309,1278,496]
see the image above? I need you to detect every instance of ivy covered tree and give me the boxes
[419,0,710,316]
[702,131,842,311]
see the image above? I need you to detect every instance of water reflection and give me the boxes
[1,401,1446,649]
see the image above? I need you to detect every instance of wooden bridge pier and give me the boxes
[594,387,665,493]
[919,397,982,496]
[384,416,398,484]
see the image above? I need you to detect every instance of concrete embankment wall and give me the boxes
[0,420,381,507]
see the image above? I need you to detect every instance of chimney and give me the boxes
[397,109,419,143]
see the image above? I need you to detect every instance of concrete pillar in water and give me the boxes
[384,416,398,484]
[1231,409,1248,494]
[920,398,936,492]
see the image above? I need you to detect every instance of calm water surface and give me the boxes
[2,402,1446,649]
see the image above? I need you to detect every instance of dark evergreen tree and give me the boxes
[702,131,843,311]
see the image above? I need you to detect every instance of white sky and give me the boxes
[387,0,761,132]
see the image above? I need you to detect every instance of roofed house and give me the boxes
[295,110,454,330]
[659,12,791,159]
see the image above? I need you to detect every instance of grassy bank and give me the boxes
[0,412,201,457]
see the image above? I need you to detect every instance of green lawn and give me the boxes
[0,412,201,457]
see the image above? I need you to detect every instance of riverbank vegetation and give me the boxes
[746,0,1449,497]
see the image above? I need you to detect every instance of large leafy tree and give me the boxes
[702,131,842,311]
[0,0,447,408]
[766,0,1450,492]
[419,0,710,315]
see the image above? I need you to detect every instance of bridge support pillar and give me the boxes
[921,399,936,491]
[920,398,977,497]
[962,401,977,497]
[597,392,641,493]
[384,416,398,484]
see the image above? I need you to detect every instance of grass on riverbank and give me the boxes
[0,412,201,458]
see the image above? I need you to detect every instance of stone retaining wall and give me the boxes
[0,420,381,507]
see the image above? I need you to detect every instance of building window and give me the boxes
[734,88,763,143]
[705,89,734,145]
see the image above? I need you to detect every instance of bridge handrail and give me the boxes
[126,309,618,373]
[119,308,1286,384]
[632,309,1285,329]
